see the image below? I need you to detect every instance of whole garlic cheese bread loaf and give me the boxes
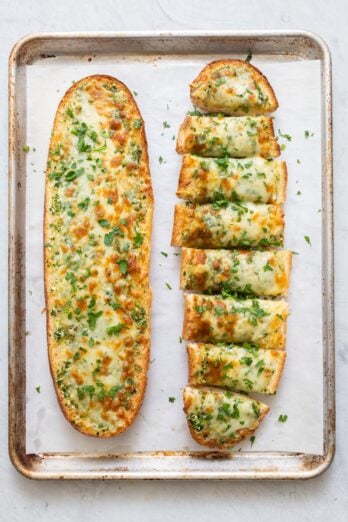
[171,202,284,249]
[183,385,269,448]
[180,248,292,296]
[176,115,280,158]
[190,59,279,116]
[177,154,287,204]
[183,294,288,349]
[44,75,153,437]
[187,342,286,395]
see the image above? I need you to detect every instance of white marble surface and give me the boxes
[0,0,347,520]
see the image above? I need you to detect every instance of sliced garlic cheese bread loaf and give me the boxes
[190,59,278,116]
[180,248,292,296]
[176,115,280,158]
[183,294,288,349]
[171,202,284,249]
[183,385,269,448]
[177,154,287,204]
[188,342,286,394]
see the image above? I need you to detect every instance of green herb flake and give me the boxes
[98,219,110,228]
[23,145,30,152]
[87,310,103,330]
[168,397,176,403]
[241,356,253,366]
[106,323,125,336]
[162,121,171,128]
[161,251,168,257]
[278,129,292,141]
[278,414,288,423]
[263,262,273,272]
[250,435,256,446]
[117,259,128,275]
[304,130,314,139]
[133,232,143,248]
[304,235,312,246]
[35,386,41,394]
[104,226,124,246]
[165,282,172,290]
[245,51,252,63]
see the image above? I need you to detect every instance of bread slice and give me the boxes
[177,154,287,204]
[171,202,284,249]
[176,115,280,158]
[190,59,279,116]
[183,294,288,350]
[44,75,153,437]
[180,248,292,297]
[188,342,286,394]
[183,385,269,448]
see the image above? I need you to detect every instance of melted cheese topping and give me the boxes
[181,248,291,296]
[172,202,284,249]
[190,60,278,116]
[183,385,269,447]
[177,155,286,204]
[183,294,288,349]
[188,343,286,394]
[176,115,280,158]
[45,75,153,436]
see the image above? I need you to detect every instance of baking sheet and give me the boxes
[24,55,323,454]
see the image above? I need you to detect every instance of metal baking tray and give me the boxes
[8,30,334,479]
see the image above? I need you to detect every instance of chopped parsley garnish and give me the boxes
[133,232,143,248]
[35,386,41,394]
[106,323,125,336]
[87,311,103,330]
[161,251,168,257]
[304,130,314,139]
[117,259,128,274]
[231,300,270,326]
[304,235,312,246]
[214,157,230,170]
[241,356,253,366]
[278,129,292,141]
[245,51,252,63]
[165,282,172,290]
[104,226,124,246]
[250,435,256,446]
[23,145,30,152]
[162,121,171,128]
[211,199,229,209]
[278,414,288,423]
[168,397,176,403]
[263,261,273,272]
[158,156,166,164]
[98,219,110,228]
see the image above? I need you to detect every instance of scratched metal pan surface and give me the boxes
[8,30,334,480]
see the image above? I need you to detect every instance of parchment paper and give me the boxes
[25,55,323,453]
